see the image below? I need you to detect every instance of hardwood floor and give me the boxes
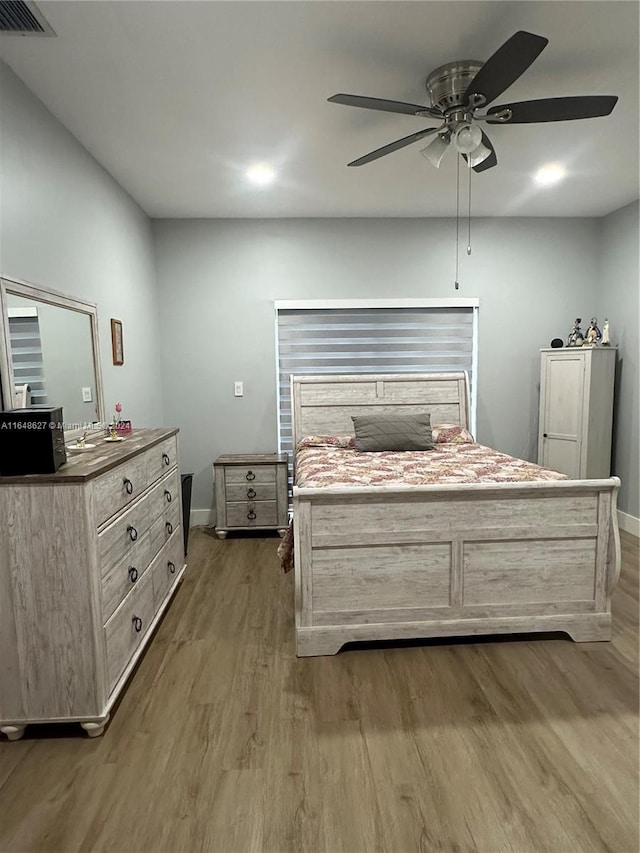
[1,528,638,853]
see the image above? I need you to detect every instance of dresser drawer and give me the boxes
[151,529,185,612]
[146,435,178,484]
[148,500,182,560]
[224,464,277,485]
[226,500,277,528]
[101,531,152,623]
[148,469,180,522]
[98,495,151,578]
[104,566,155,693]
[225,482,276,502]
[94,453,149,527]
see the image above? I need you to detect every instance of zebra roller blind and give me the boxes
[8,311,47,405]
[276,301,478,455]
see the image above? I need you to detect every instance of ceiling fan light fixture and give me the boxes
[468,141,491,167]
[420,131,451,168]
[453,122,483,154]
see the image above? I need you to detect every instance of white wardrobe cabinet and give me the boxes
[538,347,616,479]
[0,428,186,740]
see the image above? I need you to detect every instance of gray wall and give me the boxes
[598,201,639,519]
[153,217,603,518]
[0,62,163,427]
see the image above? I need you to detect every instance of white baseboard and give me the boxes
[618,510,640,538]
[190,508,214,528]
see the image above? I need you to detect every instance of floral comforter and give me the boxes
[295,435,569,489]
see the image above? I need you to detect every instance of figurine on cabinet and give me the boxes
[567,318,584,347]
[601,318,611,346]
[585,317,602,345]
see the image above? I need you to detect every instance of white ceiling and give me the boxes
[1,0,638,218]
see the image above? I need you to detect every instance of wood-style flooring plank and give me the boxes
[0,526,637,853]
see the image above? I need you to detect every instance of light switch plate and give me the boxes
[234,381,243,397]
[82,387,93,402]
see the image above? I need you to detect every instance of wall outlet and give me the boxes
[82,387,93,402]
[234,381,243,397]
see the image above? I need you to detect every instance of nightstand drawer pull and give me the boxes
[165,521,173,535]
[247,510,257,520]
[123,478,134,495]
[164,489,173,503]
[247,488,256,499]
[128,566,139,583]
[127,525,138,542]
[132,616,143,633]
[162,453,170,466]
[168,561,176,574]
[246,470,255,481]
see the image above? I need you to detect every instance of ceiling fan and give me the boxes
[328,31,618,171]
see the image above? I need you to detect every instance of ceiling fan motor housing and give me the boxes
[426,61,483,112]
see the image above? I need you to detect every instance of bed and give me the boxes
[289,372,621,657]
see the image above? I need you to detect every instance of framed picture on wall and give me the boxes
[111,318,124,365]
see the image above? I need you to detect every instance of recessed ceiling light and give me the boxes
[534,163,567,186]
[246,163,276,186]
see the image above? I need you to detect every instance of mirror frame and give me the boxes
[0,276,105,441]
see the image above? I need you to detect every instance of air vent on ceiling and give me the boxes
[0,1,56,36]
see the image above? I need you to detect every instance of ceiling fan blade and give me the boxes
[347,127,440,167]
[328,93,441,118]
[464,31,548,106]
[487,95,618,123]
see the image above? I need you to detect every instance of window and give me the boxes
[275,299,478,455]
[8,307,47,406]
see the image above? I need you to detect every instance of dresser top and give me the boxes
[0,427,178,485]
[214,453,288,466]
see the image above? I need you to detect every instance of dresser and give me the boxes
[538,347,616,478]
[214,453,289,538]
[0,428,185,740]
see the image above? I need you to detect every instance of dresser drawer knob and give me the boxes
[168,561,176,574]
[165,521,173,535]
[123,477,134,495]
[132,616,143,633]
[246,470,255,481]
[164,489,173,503]
[127,525,138,542]
[247,488,256,499]
[162,453,170,466]
[128,566,139,583]
[247,510,257,521]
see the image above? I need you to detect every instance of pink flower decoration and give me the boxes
[115,403,122,413]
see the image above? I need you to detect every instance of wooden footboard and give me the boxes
[292,478,621,656]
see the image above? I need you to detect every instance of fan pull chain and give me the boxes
[467,160,472,255]
[454,155,460,290]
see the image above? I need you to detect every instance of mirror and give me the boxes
[0,277,104,438]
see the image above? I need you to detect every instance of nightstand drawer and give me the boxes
[225,482,276,502]
[226,500,277,527]
[225,465,277,485]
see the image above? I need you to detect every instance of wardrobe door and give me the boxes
[539,353,584,478]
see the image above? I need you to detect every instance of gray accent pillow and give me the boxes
[351,413,433,452]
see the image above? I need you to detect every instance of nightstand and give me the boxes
[213,453,289,539]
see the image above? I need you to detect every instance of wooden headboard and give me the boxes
[290,372,470,448]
